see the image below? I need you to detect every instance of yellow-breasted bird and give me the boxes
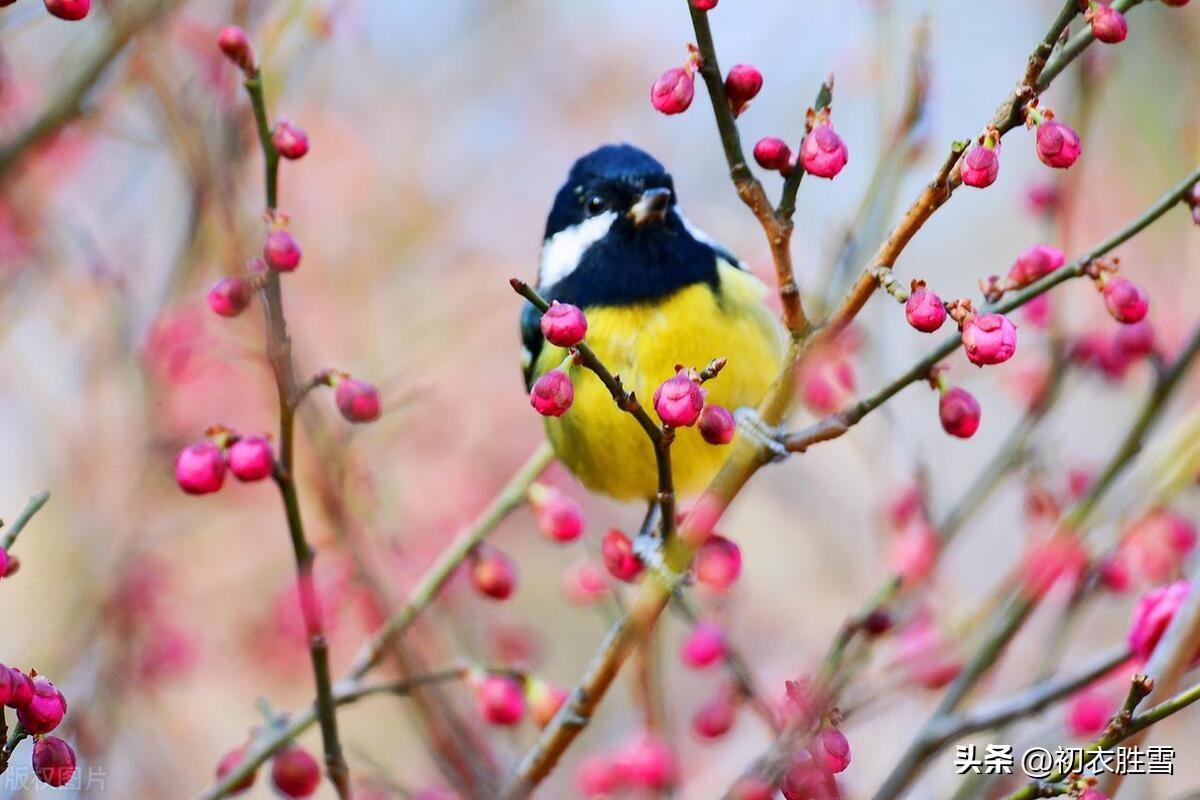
[521,144,785,501]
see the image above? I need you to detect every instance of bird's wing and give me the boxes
[520,299,544,390]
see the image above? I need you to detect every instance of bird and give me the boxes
[521,144,786,502]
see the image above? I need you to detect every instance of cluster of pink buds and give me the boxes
[1069,320,1156,381]
[528,483,585,542]
[529,302,588,417]
[1086,1,1129,44]
[576,735,679,797]
[216,740,320,798]
[652,365,734,443]
[780,726,852,799]
[1027,105,1082,169]
[34,0,90,21]
[725,64,763,117]
[960,128,1001,189]
[174,427,275,495]
[651,45,701,115]
[0,666,75,786]
[217,26,257,76]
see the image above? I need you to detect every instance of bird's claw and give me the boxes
[734,408,790,462]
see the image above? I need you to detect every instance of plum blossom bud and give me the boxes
[939,387,981,439]
[216,746,257,795]
[692,689,737,738]
[961,313,1018,366]
[695,534,742,591]
[601,528,643,582]
[1080,790,1111,800]
[1066,689,1117,737]
[890,522,939,586]
[472,673,526,726]
[272,122,309,160]
[1026,182,1062,216]
[692,0,718,9]
[698,404,736,445]
[1088,3,1128,43]
[812,728,852,774]
[653,370,704,427]
[271,745,321,798]
[530,369,574,417]
[1128,580,1191,661]
[32,736,76,788]
[680,621,727,669]
[800,120,849,179]
[753,137,793,173]
[207,277,252,317]
[470,546,517,600]
[1020,536,1089,598]
[529,485,585,542]
[905,285,946,332]
[1035,118,1082,169]
[44,0,90,21]
[896,619,963,689]
[960,143,999,188]
[1098,553,1132,593]
[1102,277,1150,323]
[562,560,610,605]
[1009,244,1065,286]
[336,378,382,423]
[801,355,855,414]
[227,435,275,482]
[217,26,255,73]
[5,668,34,708]
[540,302,588,347]
[725,64,763,117]
[525,678,568,729]
[576,754,626,798]
[619,735,678,790]
[781,753,840,800]
[263,229,302,272]
[175,441,226,495]
[17,676,67,734]
[1114,320,1155,359]
[651,66,695,115]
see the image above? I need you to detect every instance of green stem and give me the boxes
[0,491,50,551]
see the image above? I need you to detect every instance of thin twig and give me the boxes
[0,491,50,552]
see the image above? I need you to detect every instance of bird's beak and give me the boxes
[628,187,672,226]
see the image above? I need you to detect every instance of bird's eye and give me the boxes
[585,194,609,216]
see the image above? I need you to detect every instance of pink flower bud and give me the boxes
[1114,320,1155,359]
[1128,580,1192,661]
[175,441,226,495]
[335,378,382,423]
[753,137,793,172]
[540,302,588,347]
[1102,277,1149,323]
[1066,689,1116,738]
[216,746,257,795]
[651,66,695,115]
[217,26,255,73]
[680,621,727,669]
[1080,790,1111,800]
[960,145,999,188]
[1089,4,1128,43]
[576,754,627,797]
[896,619,963,690]
[601,528,643,582]
[1009,244,1065,286]
[530,486,585,542]
[619,735,678,790]
[692,0,718,8]
[32,736,76,788]
[1036,119,1082,169]
[530,369,574,417]
[801,354,855,414]
[562,560,611,605]
[725,64,763,116]
[695,534,742,591]
[1020,536,1089,599]
[526,679,568,729]
[272,121,310,160]
[782,753,841,800]
[271,745,321,798]
[692,690,737,739]
[698,404,736,445]
[17,676,67,734]
[890,522,940,587]
[207,276,252,317]
[653,371,704,427]
[5,668,34,708]
[227,435,275,482]
[961,313,1018,366]
[1026,182,1062,216]
[905,287,946,332]
[470,546,517,600]
[812,728,851,774]
[472,674,526,726]
[263,229,302,272]
[1122,509,1196,584]
[800,122,848,179]
[1098,552,1132,593]
[44,0,89,20]
[939,387,981,438]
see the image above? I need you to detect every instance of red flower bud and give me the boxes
[695,534,742,591]
[800,121,848,179]
[263,229,302,272]
[725,64,763,117]
[653,371,704,428]
[1009,244,1065,286]
[335,378,382,423]
[470,545,517,600]
[227,435,275,482]
[272,121,310,160]
[601,528,643,582]
[753,137,793,173]
[217,26,255,73]
[271,745,321,798]
[530,369,574,417]
[812,728,852,774]
[691,689,737,739]
[651,66,695,115]
[1035,119,1082,169]
[680,621,727,669]
[175,441,226,495]
[1020,536,1089,599]
[5,668,34,708]
[530,485,585,542]
[692,0,718,8]
[960,145,999,188]
[562,560,611,605]
[618,735,678,791]
[207,277,252,317]
[17,676,68,734]
[905,287,947,332]
[698,404,736,445]
[1102,276,1149,324]
[540,302,588,347]
[1088,4,1128,44]
[44,0,89,20]
[215,746,257,795]
[32,736,76,788]
[472,673,526,726]
[1066,689,1117,738]
[961,313,1018,366]
[1128,580,1192,661]
[939,387,981,439]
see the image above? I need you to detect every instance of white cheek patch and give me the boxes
[539,210,618,288]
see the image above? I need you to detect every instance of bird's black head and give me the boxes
[538,144,718,308]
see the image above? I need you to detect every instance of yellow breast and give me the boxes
[533,263,785,501]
